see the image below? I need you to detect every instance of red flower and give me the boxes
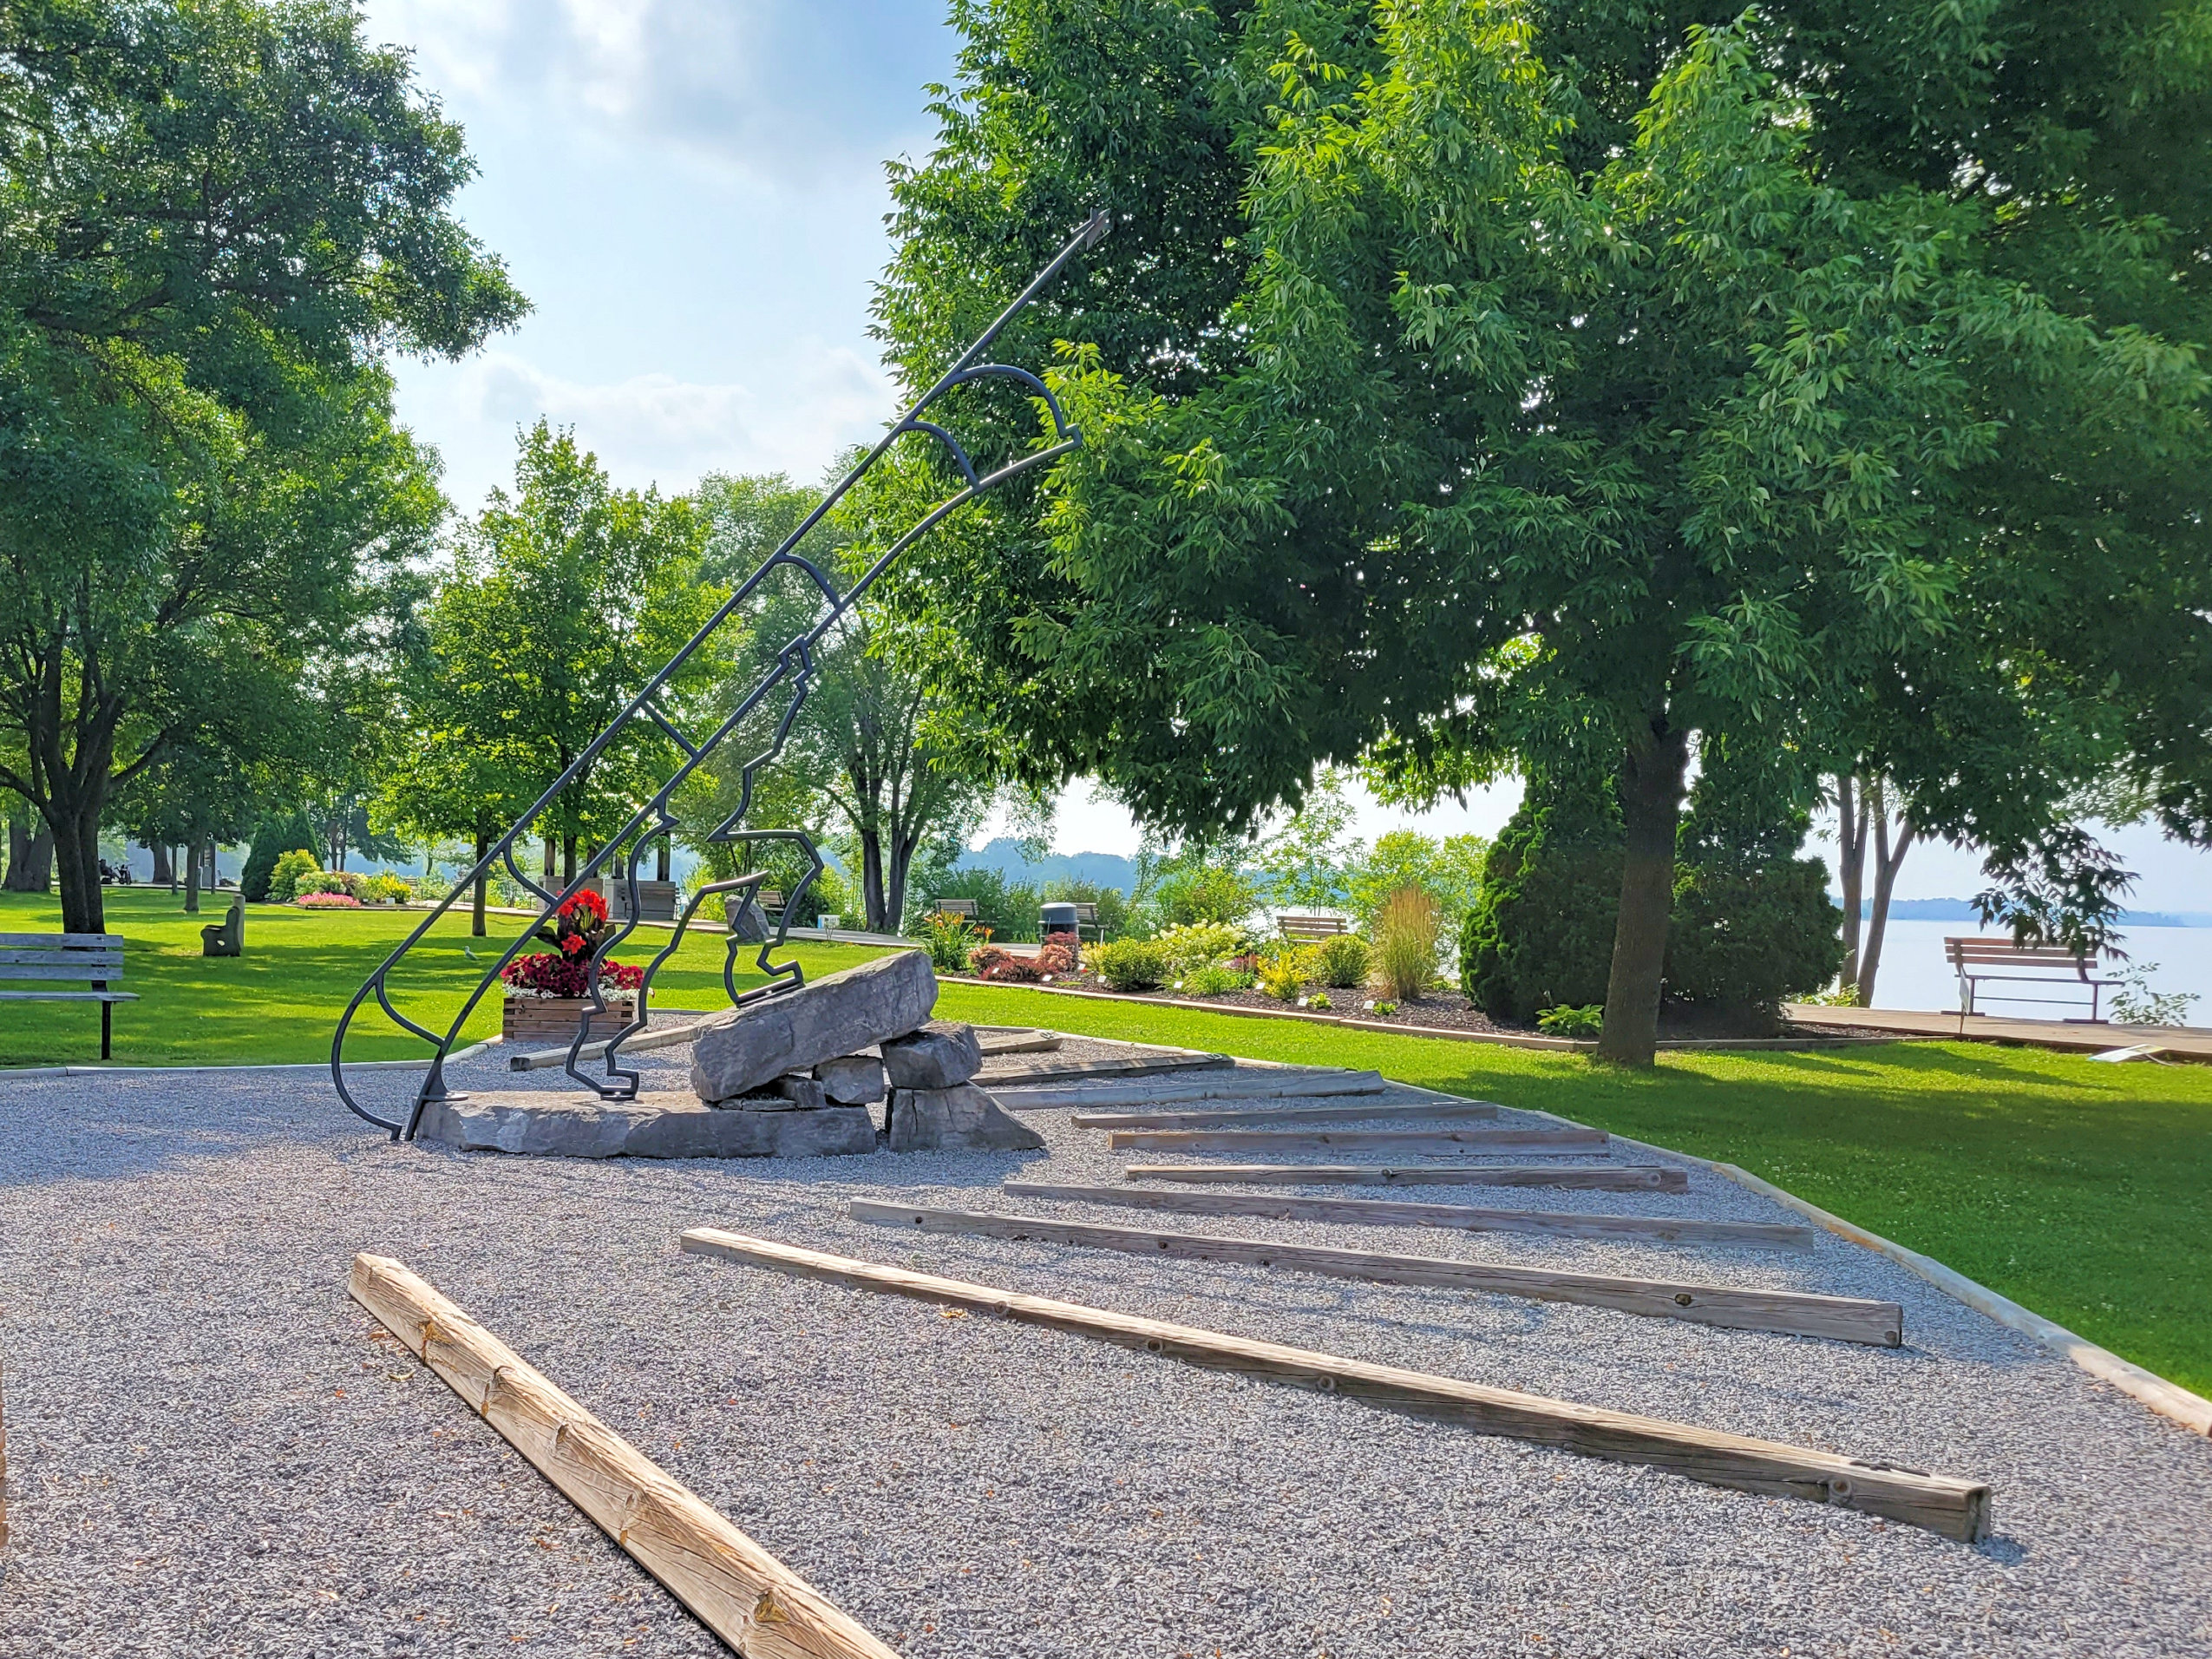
[560,933,587,957]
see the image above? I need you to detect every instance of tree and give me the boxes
[687,457,1002,934]
[874,0,2212,1064]
[0,1,523,934]
[417,422,717,897]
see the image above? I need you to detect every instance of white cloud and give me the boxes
[363,0,950,178]
[398,341,894,506]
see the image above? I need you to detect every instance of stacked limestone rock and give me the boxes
[685,948,1042,1155]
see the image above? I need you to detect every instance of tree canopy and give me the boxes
[0,0,525,931]
[875,0,2212,1060]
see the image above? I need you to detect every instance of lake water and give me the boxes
[1853,919,2212,1026]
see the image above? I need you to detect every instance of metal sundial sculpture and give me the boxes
[330,213,1109,1139]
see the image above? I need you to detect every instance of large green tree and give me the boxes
[0,0,523,933]
[417,422,718,894]
[875,0,2212,1062]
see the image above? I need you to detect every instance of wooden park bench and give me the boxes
[0,932,135,1059]
[1279,915,1350,943]
[928,897,997,934]
[1945,935,2120,1022]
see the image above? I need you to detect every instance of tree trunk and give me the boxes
[656,836,671,882]
[542,833,556,889]
[886,828,922,936]
[473,828,489,938]
[49,805,105,934]
[1835,772,1865,993]
[562,836,578,887]
[147,841,173,887]
[859,828,888,932]
[1856,784,1915,1007]
[183,837,202,914]
[3,809,28,891]
[1598,724,1692,1067]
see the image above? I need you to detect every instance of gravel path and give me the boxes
[1,1039,2208,1657]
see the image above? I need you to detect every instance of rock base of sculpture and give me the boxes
[417,1091,875,1160]
[885,1083,1045,1153]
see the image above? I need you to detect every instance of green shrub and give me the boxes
[241,812,318,902]
[1535,1003,1605,1039]
[268,849,323,905]
[1150,861,1258,928]
[1316,934,1371,988]
[360,873,414,904]
[1665,859,1843,1024]
[1090,938,1168,991]
[1459,780,1622,1021]
[1180,962,1247,997]
[1255,955,1305,1001]
[1373,888,1442,1000]
[1156,921,1243,974]
[1306,991,1332,1010]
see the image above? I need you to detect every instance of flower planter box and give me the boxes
[501,995,638,1047]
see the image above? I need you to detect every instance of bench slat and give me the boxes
[0,963,126,980]
[0,990,137,1001]
[0,949,126,967]
[0,932,123,948]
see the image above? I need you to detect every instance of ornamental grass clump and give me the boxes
[1372,888,1441,1000]
[1316,934,1371,988]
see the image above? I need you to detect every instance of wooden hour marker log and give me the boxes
[1071,1098,1502,1131]
[1125,1162,1686,1191]
[1003,1181,1816,1249]
[679,1229,1984,1540]
[1109,1126,1607,1153]
[347,1254,896,1659]
[847,1201,1901,1345]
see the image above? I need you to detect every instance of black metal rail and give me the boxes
[329,212,1109,1138]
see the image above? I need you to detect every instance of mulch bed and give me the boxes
[946,968,1875,1044]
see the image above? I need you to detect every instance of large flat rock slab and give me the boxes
[886,1084,1045,1154]
[689,949,937,1103]
[417,1091,876,1159]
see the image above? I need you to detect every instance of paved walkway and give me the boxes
[1785,1002,2212,1060]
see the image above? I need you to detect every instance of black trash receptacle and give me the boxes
[1040,902,1079,942]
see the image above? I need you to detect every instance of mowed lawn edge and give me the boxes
[4,895,2205,1402]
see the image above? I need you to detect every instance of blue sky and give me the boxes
[361,0,2211,919]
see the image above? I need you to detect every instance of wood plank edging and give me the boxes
[1108,1125,1607,1153]
[1005,1181,1814,1249]
[846,1202,1902,1346]
[678,1229,1983,1539]
[1509,1111,2212,1439]
[1122,1163,1688,1193]
[1071,1098,1502,1131]
[346,1253,897,1658]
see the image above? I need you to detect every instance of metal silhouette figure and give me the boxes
[330,212,1109,1138]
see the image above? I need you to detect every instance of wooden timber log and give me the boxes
[1002,1181,1816,1249]
[847,1201,1901,1345]
[1108,1125,1607,1153]
[1070,1098,1502,1131]
[347,1253,895,1659]
[985,1070,1380,1110]
[1124,1163,1685,1191]
[679,1229,1984,1540]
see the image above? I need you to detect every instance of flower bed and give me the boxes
[294,891,363,909]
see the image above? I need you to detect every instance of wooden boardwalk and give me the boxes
[1784,1003,2212,1061]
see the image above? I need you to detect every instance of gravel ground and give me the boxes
[1,1038,2209,1658]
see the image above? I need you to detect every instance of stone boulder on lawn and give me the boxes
[689,949,936,1104]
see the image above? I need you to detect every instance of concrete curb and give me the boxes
[1522,1110,2212,1439]
[0,1036,503,1082]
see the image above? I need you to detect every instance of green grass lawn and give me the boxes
[0,888,893,1067]
[6,889,2208,1399]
